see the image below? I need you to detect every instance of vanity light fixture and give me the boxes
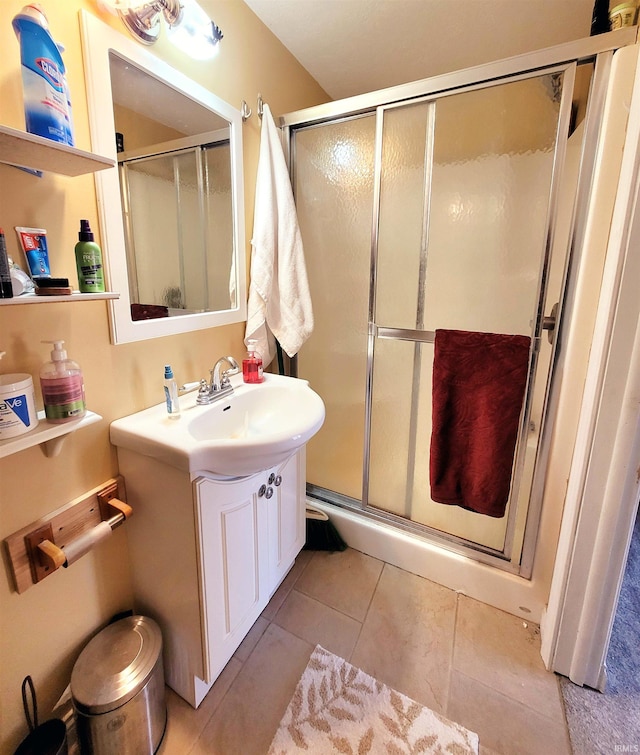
[99,0,223,59]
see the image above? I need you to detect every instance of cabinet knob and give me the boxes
[268,473,276,485]
[258,484,267,497]
[274,475,282,487]
[265,487,274,499]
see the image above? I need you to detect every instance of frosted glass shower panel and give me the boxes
[368,337,510,551]
[125,155,181,306]
[175,150,207,312]
[376,102,432,328]
[204,143,235,310]
[122,143,234,313]
[294,116,377,500]
[375,74,564,334]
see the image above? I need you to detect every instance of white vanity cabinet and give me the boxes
[117,447,306,708]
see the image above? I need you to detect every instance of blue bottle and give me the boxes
[55,41,75,148]
[12,5,72,145]
[163,365,181,419]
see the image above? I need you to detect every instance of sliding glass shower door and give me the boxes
[293,115,376,501]
[292,60,590,571]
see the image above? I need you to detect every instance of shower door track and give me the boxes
[286,29,638,577]
[306,484,520,572]
[280,29,636,130]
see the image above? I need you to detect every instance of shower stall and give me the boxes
[281,29,638,611]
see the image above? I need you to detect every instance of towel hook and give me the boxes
[257,93,264,120]
[241,100,252,122]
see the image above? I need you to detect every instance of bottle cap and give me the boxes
[164,365,174,379]
[17,4,49,27]
[78,219,94,242]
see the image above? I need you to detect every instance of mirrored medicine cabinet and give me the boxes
[79,10,246,343]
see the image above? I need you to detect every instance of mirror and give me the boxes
[80,11,246,343]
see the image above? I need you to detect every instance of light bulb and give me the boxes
[166,0,222,60]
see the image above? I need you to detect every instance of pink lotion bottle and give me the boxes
[40,340,86,423]
[242,339,264,383]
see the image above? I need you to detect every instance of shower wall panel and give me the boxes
[295,116,376,501]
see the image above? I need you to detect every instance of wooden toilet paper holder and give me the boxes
[4,476,131,593]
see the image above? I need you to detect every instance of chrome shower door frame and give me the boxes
[283,29,636,576]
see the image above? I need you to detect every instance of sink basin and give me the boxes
[110,373,325,477]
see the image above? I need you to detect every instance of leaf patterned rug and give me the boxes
[268,645,479,754]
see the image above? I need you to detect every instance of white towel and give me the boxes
[245,104,313,366]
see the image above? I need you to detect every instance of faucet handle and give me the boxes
[223,356,239,374]
[219,357,239,388]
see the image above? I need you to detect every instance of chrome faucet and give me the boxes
[196,356,239,404]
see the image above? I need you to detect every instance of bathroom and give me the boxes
[1,0,640,752]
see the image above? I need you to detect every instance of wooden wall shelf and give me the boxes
[0,124,114,177]
[0,292,119,306]
[0,410,102,459]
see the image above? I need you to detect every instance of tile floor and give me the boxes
[158,547,572,755]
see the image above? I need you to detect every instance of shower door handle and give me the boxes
[542,303,559,344]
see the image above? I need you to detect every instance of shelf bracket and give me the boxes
[9,164,43,178]
[42,435,67,458]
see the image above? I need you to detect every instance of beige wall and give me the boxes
[114,103,187,150]
[0,1,327,750]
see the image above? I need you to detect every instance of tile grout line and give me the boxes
[443,591,462,720]
[265,551,315,623]
[345,559,386,663]
[191,551,319,744]
[453,668,573,730]
[555,675,574,753]
[273,585,365,626]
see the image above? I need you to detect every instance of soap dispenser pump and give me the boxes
[242,339,264,384]
[40,340,86,423]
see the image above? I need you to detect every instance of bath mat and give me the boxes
[268,645,479,754]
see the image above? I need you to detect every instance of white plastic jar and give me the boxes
[0,373,38,439]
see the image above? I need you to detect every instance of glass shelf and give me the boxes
[0,410,102,459]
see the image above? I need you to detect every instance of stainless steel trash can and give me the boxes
[71,615,166,754]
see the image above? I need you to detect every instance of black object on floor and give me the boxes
[304,504,347,551]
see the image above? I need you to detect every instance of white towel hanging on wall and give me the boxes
[245,103,314,366]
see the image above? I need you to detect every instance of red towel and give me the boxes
[429,329,531,518]
[130,303,169,321]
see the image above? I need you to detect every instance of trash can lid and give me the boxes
[71,615,162,715]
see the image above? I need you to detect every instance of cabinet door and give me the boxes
[194,475,269,683]
[267,449,306,592]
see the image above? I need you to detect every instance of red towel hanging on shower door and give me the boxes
[429,329,531,518]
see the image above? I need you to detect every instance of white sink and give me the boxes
[110,373,325,477]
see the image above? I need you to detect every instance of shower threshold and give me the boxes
[306,484,520,575]
[304,489,544,621]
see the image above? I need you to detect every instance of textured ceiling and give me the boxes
[243,0,596,100]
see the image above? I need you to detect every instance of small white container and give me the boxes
[0,372,38,439]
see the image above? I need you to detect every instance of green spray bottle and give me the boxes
[75,219,105,293]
